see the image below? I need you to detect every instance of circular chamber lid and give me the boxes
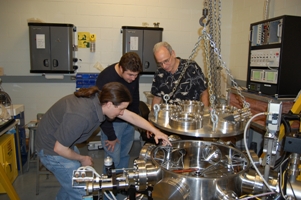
[149,102,251,138]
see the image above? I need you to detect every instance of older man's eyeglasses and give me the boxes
[157,55,172,67]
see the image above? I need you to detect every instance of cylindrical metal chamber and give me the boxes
[148,140,250,200]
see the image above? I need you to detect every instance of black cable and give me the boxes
[286,111,300,120]
[281,115,291,134]
[282,113,300,134]
[274,152,289,171]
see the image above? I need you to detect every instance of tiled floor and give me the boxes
[0,138,143,200]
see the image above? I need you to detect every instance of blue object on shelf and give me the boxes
[75,73,99,90]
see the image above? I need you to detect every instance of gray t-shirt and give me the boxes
[35,93,106,155]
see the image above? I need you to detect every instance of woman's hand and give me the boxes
[146,130,153,138]
[152,130,171,146]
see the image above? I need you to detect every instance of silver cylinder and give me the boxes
[288,153,300,183]
[148,141,250,199]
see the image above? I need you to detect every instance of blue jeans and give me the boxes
[101,122,135,172]
[37,147,86,200]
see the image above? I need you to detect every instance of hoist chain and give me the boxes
[213,0,219,99]
[215,0,222,98]
[208,0,216,101]
[204,32,214,107]
[168,61,189,98]
[207,0,223,102]
[202,29,250,109]
[204,25,218,127]
[167,33,205,100]
[167,0,249,128]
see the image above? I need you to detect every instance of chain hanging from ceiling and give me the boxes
[200,0,249,110]
[201,0,250,125]
[171,0,249,126]
[207,0,222,103]
[149,0,251,134]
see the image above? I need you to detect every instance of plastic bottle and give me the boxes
[104,156,115,178]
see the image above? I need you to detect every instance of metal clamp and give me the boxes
[163,94,170,104]
[153,104,160,122]
[199,16,210,27]
[210,109,218,132]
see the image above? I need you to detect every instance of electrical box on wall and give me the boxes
[247,15,301,98]
[122,26,163,74]
[28,23,77,73]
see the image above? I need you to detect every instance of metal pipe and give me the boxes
[288,153,300,183]
[240,169,278,194]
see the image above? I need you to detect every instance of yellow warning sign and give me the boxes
[78,32,90,48]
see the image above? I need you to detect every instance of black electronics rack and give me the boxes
[246,15,301,98]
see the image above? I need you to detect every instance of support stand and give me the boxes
[0,164,20,200]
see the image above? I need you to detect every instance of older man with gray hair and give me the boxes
[151,41,209,107]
